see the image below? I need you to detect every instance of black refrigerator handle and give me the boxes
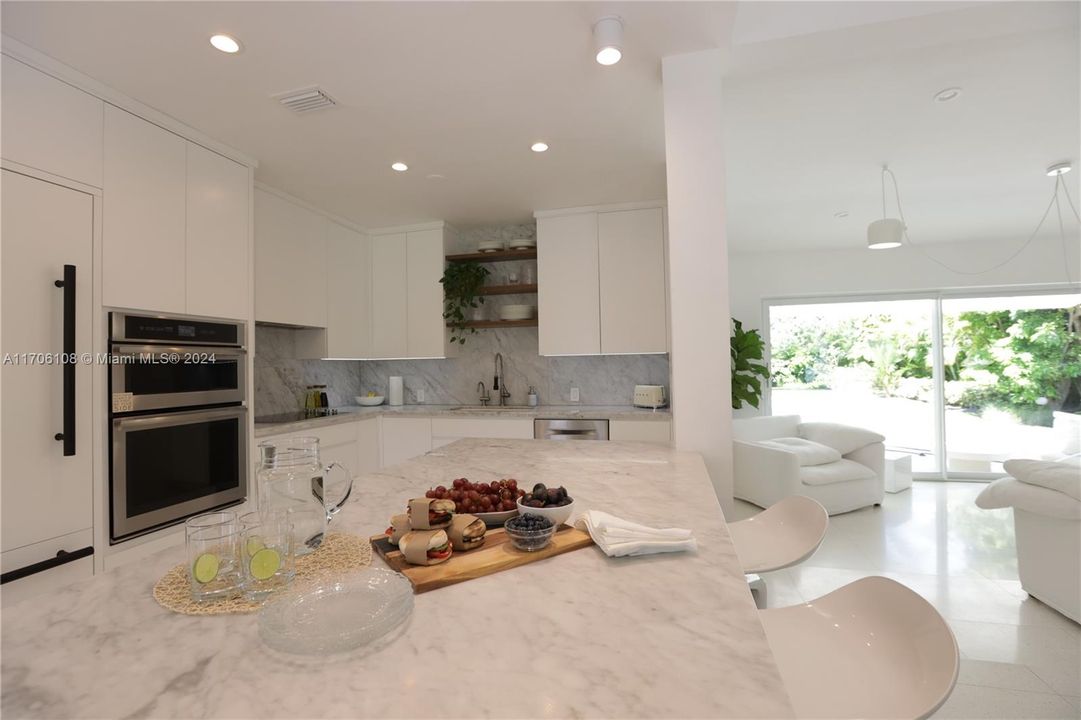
[54,264,75,456]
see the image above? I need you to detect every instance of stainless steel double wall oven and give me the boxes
[109,313,248,542]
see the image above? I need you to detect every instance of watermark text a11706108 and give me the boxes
[2,351,217,365]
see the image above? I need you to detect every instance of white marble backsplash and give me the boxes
[360,327,668,406]
[253,326,364,416]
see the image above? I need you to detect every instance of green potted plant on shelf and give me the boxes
[731,318,770,409]
[441,261,491,345]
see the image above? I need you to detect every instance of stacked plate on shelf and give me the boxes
[477,240,504,253]
[508,238,537,250]
[499,304,536,321]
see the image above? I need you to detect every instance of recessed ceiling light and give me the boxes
[531,142,549,153]
[593,16,624,66]
[834,211,849,219]
[1046,161,1072,177]
[391,162,408,172]
[209,34,242,54]
[933,87,962,103]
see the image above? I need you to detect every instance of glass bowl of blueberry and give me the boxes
[503,514,557,552]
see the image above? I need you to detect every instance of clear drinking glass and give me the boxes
[239,512,296,601]
[185,511,241,602]
[522,264,535,285]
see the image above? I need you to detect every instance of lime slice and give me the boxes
[245,535,265,558]
[249,547,281,581]
[192,553,220,584]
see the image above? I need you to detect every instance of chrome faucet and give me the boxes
[477,381,490,406]
[493,353,511,406]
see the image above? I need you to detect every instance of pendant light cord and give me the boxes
[883,167,1079,280]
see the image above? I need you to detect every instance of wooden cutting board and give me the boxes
[369,525,594,593]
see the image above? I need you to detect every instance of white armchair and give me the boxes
[733,415,886,515]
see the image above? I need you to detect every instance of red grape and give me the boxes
[425,489,436,499]
[435,485,447,494]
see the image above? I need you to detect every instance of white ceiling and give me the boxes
[723,1,1080,252]
[2,1,1077,253]
[0,1,734,229]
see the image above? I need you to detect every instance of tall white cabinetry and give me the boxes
[103,105,187,314]
[1,55,103,187]
[536,203,667,356]
[369,233,409,358]
[103,105,250,318]
[254,188,328,328]
[369,224,449,359]
[321,222,372,358]
[1,169,95,590]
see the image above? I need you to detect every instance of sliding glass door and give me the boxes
[767,290,1080,479]
[940,293,1081,475]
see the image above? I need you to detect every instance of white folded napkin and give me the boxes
[576,510,697,557]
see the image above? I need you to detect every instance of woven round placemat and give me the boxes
[153,531,373,616]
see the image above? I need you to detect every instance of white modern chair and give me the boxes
[760,576,959,719]
[733,414,886,515]
[729,496,829,608]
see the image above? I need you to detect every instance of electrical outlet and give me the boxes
[570,387,580,402]
[416,388,425,404]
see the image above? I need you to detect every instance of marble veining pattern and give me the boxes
[1,439,792,719]
[254,325,364,416]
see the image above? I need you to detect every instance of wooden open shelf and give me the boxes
[446,248,536,263]
[448,318,538,329]
[477,283,538,296]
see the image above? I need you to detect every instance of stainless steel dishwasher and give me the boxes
[534,418,609,440]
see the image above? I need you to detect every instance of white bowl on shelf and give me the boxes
[508,238,536,250]
[354,395,385,406]
[499,304,536,321]
[477,240,504,253]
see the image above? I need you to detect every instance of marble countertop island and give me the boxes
[1,439,792,719]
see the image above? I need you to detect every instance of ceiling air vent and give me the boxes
[274,86,337,114]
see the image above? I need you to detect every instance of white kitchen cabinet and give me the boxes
[254,188,328,327]
[598,208,667,354]
[324,223,371,358]
[430,417,534,449]
[609,420,671,444]
[356,417,381,475]
[381,417,432,467]
[537,213,601,356]
[185,143,249,320]
[1,169,95,589]
[370,233,409,358]
[406,228,446,358]
[536,204,667,356]
[1,55,103,188]
[103,105,187,313]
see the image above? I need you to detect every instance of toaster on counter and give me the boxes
[633,385,667,409]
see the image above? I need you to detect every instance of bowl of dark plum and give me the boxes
[503,514,557,552]
[515,483,575,527]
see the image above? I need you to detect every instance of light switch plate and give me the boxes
[570,387,580,402]
[416,388,425,403]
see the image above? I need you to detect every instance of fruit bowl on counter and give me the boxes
[517,484,575,526]
[355,395,385,406]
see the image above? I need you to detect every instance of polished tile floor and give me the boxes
[731,482,1081,719]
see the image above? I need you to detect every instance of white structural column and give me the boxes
[662,49,734,515]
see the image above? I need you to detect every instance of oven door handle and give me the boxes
[110,343,245,359]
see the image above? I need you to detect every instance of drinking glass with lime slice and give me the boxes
[240,513,295,601]
[185,512,241,602]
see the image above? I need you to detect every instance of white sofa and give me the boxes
[976,458,1081,624]
[733,415,886,515]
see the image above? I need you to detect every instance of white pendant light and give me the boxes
[593,16,624,66]
[868,165,903,249]
[867,218,904,249]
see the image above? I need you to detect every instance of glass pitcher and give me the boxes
[256,437,353,556]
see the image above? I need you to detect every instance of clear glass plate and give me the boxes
[258,568,413,655]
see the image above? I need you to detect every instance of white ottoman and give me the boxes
[884,453,913,494]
